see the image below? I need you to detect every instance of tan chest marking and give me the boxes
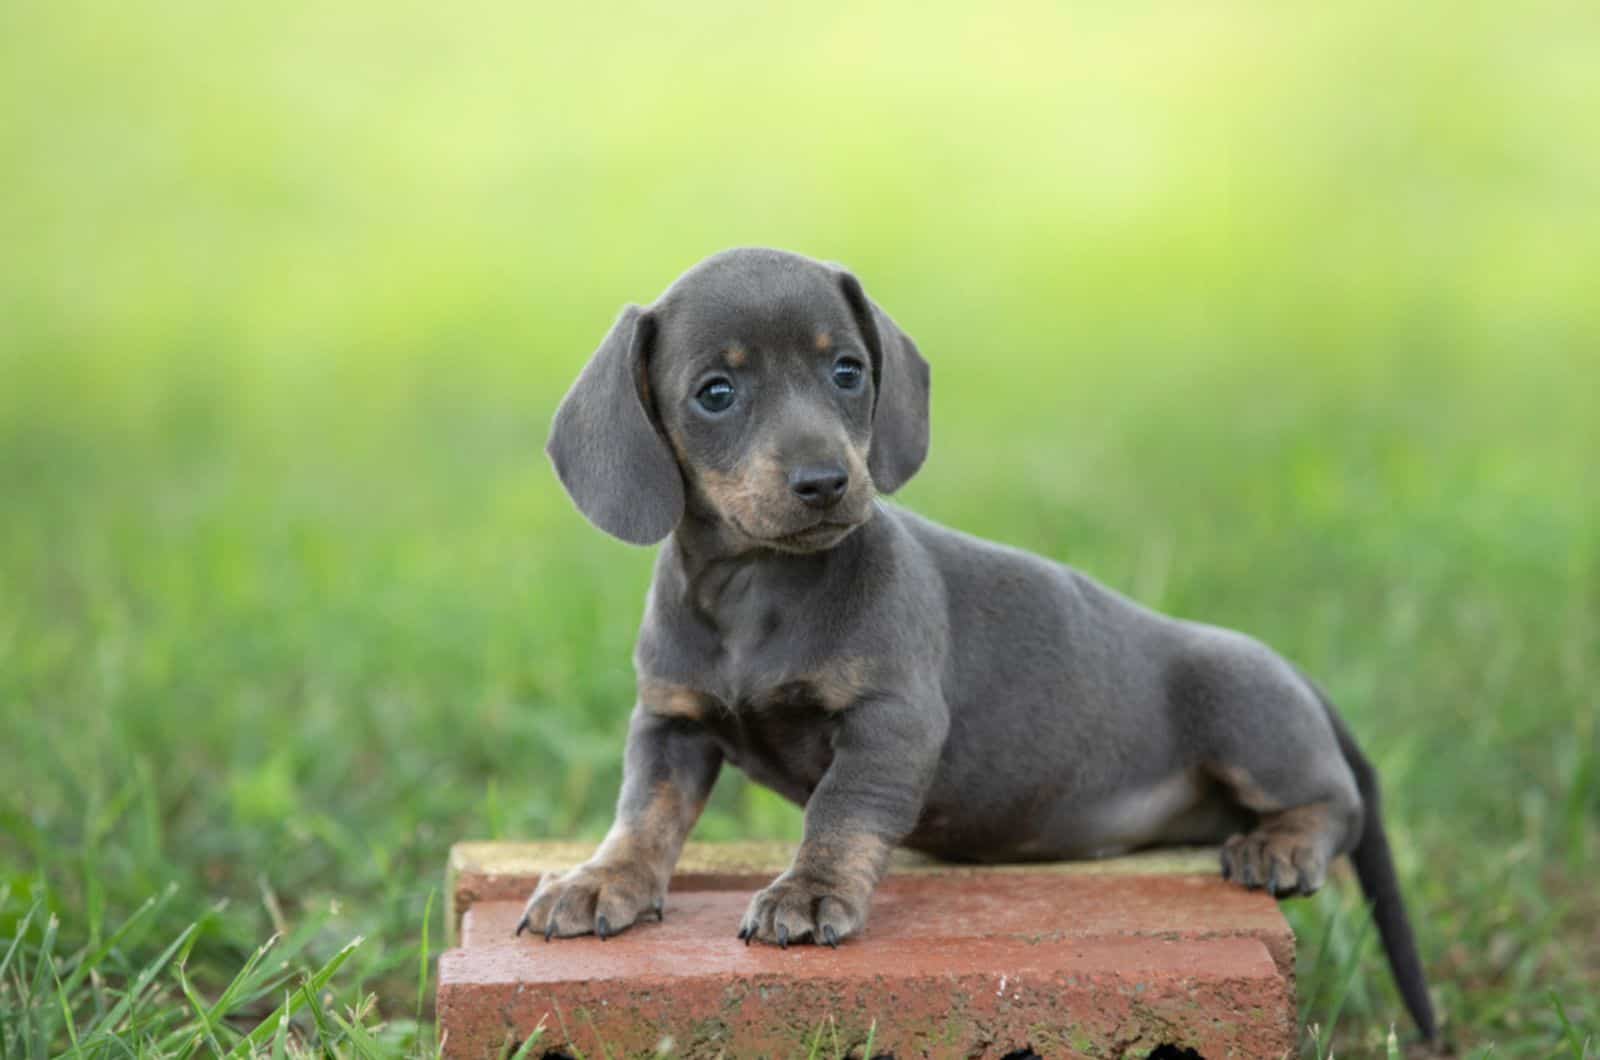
[642,658,873,723]
[763,657,873,714]
[807,657,872,712]
[638,677,715,721]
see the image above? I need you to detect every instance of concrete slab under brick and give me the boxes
[438,843,1297,1059]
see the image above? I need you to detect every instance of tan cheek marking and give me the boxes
[842,444,874,504]
[698,451,782,531]
[697,468,750,526]
[638,677,711,721]
[814,330,832,352]
[725,344,748,368]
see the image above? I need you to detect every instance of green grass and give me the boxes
[1,0,1596,1055]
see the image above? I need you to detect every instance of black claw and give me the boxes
[596,915,610,941]
[822,925,838,948]
[544,920,556,942]
[777,924,789,949]
[653,899,665,922]
[515,915,530,938]
[744,929,753,947]
[737,925,748,940]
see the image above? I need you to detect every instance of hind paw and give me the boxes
[1220,831,1328,897]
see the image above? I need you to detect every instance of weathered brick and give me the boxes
[438,843,1296,1059]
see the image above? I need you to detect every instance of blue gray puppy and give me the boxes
[523,247,1436,1041]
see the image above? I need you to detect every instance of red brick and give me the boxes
[438,845,1297,1059]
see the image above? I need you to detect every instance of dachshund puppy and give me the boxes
[522,248,1436,1041]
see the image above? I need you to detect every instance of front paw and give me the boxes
[738,873,869,948]
[516,860,662,941]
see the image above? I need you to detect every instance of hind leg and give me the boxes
[1213,751,1364,898]
[1172,630,1365,898]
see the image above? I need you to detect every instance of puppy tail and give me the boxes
[1316,685,1440,1043]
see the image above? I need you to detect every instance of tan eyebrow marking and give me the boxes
[814,330,833,352]
[725,344,748,368]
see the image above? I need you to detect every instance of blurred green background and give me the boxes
[2,1,1596,1055]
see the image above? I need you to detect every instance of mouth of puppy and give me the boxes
[754,519,863,552]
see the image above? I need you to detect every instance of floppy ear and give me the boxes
[546,305,684,545]
[837,270,931,493]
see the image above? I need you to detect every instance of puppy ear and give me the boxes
[546,305,684,545]
[837,270,931,493]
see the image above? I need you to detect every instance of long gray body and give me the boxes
[638,502,1347,863]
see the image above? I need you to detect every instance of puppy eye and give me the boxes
[695,377,736,413]
[832,356,865,391]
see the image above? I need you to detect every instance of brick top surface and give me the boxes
[450,839,1219,882]
[463,873,1283,951]
[447,840,1222,943]
[451,896,1278,985]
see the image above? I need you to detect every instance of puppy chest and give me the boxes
[638,674,839,801]
[714,705,835,800]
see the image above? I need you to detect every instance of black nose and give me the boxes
[788,465,849,509]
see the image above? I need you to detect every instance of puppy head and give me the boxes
[548,248,931,550]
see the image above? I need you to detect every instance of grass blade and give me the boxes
[174,932,228,1059]
[270,989,291,1060]
[75,920,197,1048]
[53,965,86,1059]
[507,1016,547,1060]
[58,884,178,1000]
[204,931,280,1026]
[417,886,436,1022]
[1549,992,1591,1059]
[227,935,364,1058]
[26,913,61,1055]
[0,899,41,983]
[1320,901,1375,1048]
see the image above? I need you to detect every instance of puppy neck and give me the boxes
[664,509,868,628]
[668,508,757,570]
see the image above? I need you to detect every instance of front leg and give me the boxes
[740,694,946,947]
[518,707,721,940]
